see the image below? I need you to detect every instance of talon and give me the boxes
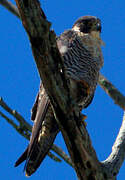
[81,114,87,126]
[25,173,29,177]
[82,114,87,120]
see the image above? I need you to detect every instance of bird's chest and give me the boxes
[81,35,102,59]
[69,78,89,106]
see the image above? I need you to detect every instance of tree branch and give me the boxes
[14,0,106,179]
[52,144,73,167]
[1,0,125,111]
[102,112,125,178]
[1,0,125,179]
[0,109,62,163]
[0,0,20,18]
[99,74,125,110]
[0,110,29,138]
[0,97,31,132]
[0,97,72,166]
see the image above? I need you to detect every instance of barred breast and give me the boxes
[57,30,103,108]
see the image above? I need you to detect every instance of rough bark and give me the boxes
[12,0,106,179]
[1,0,125,179]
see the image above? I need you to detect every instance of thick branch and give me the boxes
[1,0,125,179]
[14,0,106,179]
[1,1,125,111]
[102,112,125,178]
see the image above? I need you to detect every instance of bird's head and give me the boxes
[72,16,102,38]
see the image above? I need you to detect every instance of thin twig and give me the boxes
[0,109,62,162]
[0,97,73,165]
[0,0,20,18]
[99,74,125,110]
[0,110,31,140]
[0,97,31,131]
[48,151,62,162]
[52,144,73,167]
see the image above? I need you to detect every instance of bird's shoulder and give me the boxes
[57,29,76,41]
[56,30,85,54]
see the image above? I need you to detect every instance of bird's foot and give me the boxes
[78,113,87,127]
[81,114,87,127]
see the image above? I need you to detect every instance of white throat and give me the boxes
[72,26,80,32]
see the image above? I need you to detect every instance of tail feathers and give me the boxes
[25,123,59,176]
[15,147,28,167]
[15,84,59,176]
[15,104,59,176]
[25,103,59,176]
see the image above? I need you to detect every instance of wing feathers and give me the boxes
[15,85,59,176]
[15,147,28,167]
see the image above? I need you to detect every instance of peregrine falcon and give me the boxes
[15,15,104,176]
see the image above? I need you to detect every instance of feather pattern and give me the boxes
[15,16,104,176]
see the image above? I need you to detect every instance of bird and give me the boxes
[15,15,104,176]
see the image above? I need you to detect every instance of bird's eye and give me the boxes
[96,23,101,32]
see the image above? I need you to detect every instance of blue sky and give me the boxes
[0,0,125,179]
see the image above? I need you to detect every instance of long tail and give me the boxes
[15,84,59,176]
